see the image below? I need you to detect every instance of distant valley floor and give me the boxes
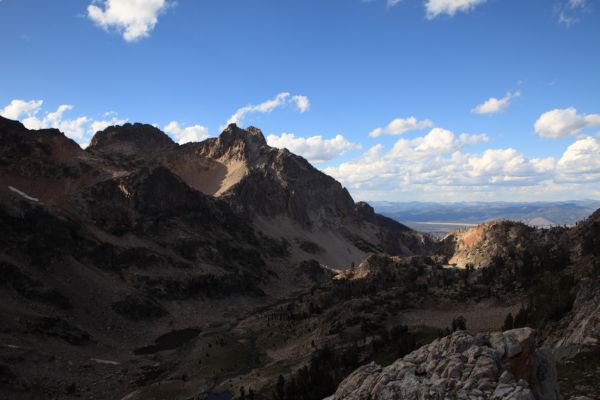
[373,200,600,236]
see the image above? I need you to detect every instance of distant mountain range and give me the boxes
[371,200,600,235]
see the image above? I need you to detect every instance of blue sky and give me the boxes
[1,0,599,201]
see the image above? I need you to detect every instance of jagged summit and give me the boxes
[195,123,269,162]
[88,122,176,156]
[222,123,267,146]
[1,117,435,265]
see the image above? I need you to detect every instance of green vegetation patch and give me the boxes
[175,332,261,381]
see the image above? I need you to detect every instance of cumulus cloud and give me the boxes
[164,121,210,144]
[459,132,490,146]
[87,0,172,42]
[530,157,557,173]
[17,104,90,140]
[226,92,311,127]
[292,95,310,113]
[466,149,530,180]
[0,99,43,120]
[325,128,495,187]
[1,98,128,144]
[322,126,587,201]
[425,0,487,19]
[557,136,600,182]
[90,116,128,134]
[368,116,434,138]
[534,107,600,139]
[324,127,600,200]
[472,90,521,115]
[388,128,488,159]
[267,132,361,163]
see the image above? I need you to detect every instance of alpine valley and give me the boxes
[1,117,599,400]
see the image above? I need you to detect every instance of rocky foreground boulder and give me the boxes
[328,328,559,400]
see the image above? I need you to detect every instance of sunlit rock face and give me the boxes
[330,328,559,400]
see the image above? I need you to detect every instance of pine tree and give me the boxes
[274,375,285,400]
[514,305,529,328]
[451,316,467,332]
[503,313,514,330]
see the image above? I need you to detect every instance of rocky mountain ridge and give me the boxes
[0,116,437,399]
[88,123,177,157]
[1,115,598,400]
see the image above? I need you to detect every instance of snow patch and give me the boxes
[8,186,39,202]
[90,358,120,365]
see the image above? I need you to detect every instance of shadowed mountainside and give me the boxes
[0,115,598,400]
[0,116,436,399]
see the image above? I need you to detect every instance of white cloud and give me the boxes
[325,128,493,187]
[530,157,556,173]
[557,136,600,182]
[387,128,488,159]
[164,121,210,144]
[292,95,310,113]
[1,99,43,120]
[459,132,489,146]
[472,90,521,115]
[267,132,361,163]
[324,127,600,201]
[87,0,171,42]
[22,104,90,140]
[425,0,487,19]
[368,116,434,138]
[387,0,402,7]
[225,92,311,127]
[466,148,529,179]
[534,107,600,139]
[91,116,128,134]
[1,98,128,144]
[322,126,578,201]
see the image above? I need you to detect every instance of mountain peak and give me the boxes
[219,123,267,147]
[196,124,268,161]
[87,123,176,157]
